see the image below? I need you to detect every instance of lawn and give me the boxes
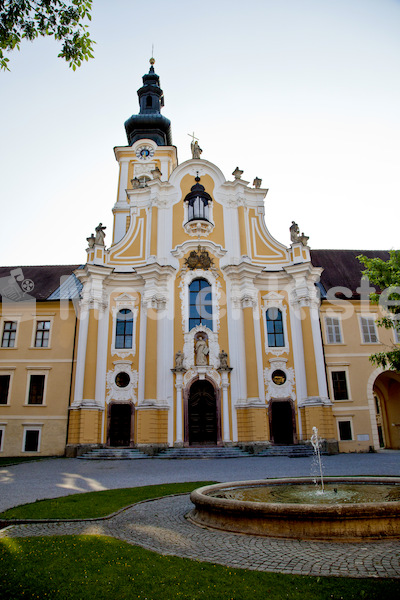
[0,483,398,600]
[0,482,215,520]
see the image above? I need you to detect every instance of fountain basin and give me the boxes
[189,477,400,541]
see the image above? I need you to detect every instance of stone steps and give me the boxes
[77,448,150,460]
[157,447,252,459]
[255,444,315,457]
[77,445,319,460]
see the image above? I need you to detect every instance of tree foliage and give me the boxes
[0,0,94,71]
[358,250,400,372]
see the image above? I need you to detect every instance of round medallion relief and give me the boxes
[271,370,286,386]
[115,372,130,388]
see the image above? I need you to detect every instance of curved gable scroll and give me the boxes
[249,207,289,264]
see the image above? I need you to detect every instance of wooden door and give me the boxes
[188,380,217,446]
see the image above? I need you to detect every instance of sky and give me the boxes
[0,0,399,266]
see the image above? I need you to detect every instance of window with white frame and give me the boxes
[1,321,17,348]
[34,320,51,347]
[0,426,5,452]
[111,296,138,357]
[261,292,289,354]
[26,373,46,405]
[189,278,213,331]
[23,427,42,452]
[325,316,342,344]
[360,316,378,343]
[331,371,349,401]
[337,419,353,441]
[266,308,285,347]
[115,309,133,349]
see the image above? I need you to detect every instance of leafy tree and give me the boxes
[358,250,400,372]
[0,0,94,71]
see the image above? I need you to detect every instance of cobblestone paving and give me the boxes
[1,495,400,579]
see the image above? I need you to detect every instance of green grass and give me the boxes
[0,535,398,600]
[0,482,216,520]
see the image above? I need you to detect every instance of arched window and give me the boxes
[266,308,284,347]
[115,309,133,349]
[189,278,213,330]
[184,176,212,223]
[146,95,152,108]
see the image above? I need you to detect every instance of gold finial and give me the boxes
[150,43,155,65]
[150,57,155,65]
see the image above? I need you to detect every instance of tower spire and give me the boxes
[124,59,172,147]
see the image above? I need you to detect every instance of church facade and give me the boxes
[1,61,399,457]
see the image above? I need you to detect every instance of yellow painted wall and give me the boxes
[82,309,98,401]
[300,306,319,397]
[236,407,268,442]
[136,408,168,444]
[242,306,259,399]
[67,408,102,445]
[0,301,77,456]
[301,405,335,440]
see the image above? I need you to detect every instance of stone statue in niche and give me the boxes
[95,223,106,246]
[195,335,209,366]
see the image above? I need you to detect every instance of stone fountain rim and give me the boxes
[190,476,400,518]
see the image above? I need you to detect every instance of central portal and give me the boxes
[188,380,217,446]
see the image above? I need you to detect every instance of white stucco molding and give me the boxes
[171,239,227,260]
[261,291,290,356]
[264,357,296,403]
[183,366,221,389]
[105,361,138,404]
[110,293,139,359]
[168,158,226,190]
[179,269,222,333]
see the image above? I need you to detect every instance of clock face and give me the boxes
[136,145,154,160]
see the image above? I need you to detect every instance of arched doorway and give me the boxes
[373,372,400,449]
[187,379,218,446]
[269,399,295,444]
[108,403,134,447]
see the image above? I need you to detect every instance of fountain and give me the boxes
[189,429,400,540]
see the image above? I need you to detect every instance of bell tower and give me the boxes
[124,58,173,147]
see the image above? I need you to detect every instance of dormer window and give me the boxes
[184,176,212,223]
